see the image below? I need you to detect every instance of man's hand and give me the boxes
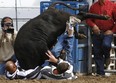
[92,25,100,35]
[104,30,113,35]
[45,50,58,63]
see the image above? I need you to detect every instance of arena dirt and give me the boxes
[0,75,116,83]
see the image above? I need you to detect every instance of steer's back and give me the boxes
[14,8,71,70]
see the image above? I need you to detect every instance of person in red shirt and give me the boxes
[86,0,116,76]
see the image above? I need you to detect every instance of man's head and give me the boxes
[1,17,14,33]
[56,62,69,74]
[98,0,107,5]
[1,17,13,27]
[5,60,17,74]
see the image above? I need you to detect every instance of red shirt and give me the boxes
[86,0,116,33]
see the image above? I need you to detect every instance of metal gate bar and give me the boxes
[104,34,116,73]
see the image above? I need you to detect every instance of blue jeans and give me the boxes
[92,33,113,75]
[0,62,5,75]
[42,33,74,66]
[51,33,74,65]
[0,55,16,75]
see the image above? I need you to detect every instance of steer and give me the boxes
[14,2,109,70]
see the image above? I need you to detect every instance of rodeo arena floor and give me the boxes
[0,75,116,83]
[1,0,116,83]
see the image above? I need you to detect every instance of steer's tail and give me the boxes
[48,1,85,10]
[76,11,111,21]
[81,11,110,20]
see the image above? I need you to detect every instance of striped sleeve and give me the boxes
[5,66,42,80]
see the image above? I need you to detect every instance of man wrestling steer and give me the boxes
[14,2,109,70]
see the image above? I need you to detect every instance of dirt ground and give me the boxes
[0,74,116,83]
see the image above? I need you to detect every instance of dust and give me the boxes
[0,75,116,83]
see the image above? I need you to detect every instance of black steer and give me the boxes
[14,2,109,70]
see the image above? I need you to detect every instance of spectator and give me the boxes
[0,17,17,75]
[86,0,116,76]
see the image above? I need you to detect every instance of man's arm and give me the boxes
[86,7,101,35]
[45,50,58,63]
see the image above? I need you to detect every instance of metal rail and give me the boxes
[105,70,116,73]
[104,34,116,73]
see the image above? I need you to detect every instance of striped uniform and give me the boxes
[5,61,42,80]
[41,59,77,80]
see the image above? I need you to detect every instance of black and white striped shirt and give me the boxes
[41,60,77,80]
[5,61,42,80]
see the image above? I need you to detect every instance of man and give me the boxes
[86,0,116,76]
[50,16,85,65]
[42,16,85,67]
[40,19,78,80]
[41,51,77,80]
[0,17,17,75]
